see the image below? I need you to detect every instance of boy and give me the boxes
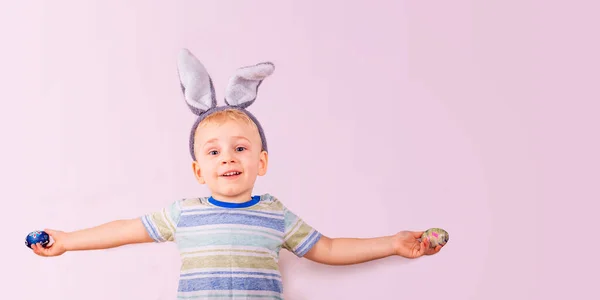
[31,49,444,299]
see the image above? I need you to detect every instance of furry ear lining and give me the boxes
[224,62,275,109]
[177,49,217,115]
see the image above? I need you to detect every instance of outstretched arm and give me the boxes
[31,218,153,257]
[303,231,442,265]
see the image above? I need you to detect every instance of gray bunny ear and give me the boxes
[177,49,217,115]
[224,62,275,108]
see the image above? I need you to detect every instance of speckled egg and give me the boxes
[25,230,52,249]
[422,228,449,248]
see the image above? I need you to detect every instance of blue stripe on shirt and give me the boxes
[295,231,322,257]
[178,276,283,293]
[184,208,285,218]
[141,215,162,242]
[178,213,285,232]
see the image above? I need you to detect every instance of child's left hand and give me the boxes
[392,230,443,259]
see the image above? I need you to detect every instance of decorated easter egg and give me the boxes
[25,230,53,249]
[422,228,449,248]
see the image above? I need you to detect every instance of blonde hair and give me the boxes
[198,108,258,130]
[193,108,263,157]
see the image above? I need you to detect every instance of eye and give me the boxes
[235,146,247,152]
[208,150,219,155]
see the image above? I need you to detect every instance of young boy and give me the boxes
[31,49,444,299]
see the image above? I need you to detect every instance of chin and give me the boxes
[209,178,255,199]
[215,186,250,197]
[224,189,248,197]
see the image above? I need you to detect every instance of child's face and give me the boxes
[192,119,268,202]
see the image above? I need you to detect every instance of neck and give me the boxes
[211,191,253,203]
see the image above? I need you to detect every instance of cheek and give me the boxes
[198,159,218,176]
[243,156,261,172]
[249,157,260,172]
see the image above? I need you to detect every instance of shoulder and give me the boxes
[175,197,211,210]
[254,194,302,217]
[254,193,286,211]
[259,193,278,203]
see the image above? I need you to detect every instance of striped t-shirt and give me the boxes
[141,193,322,299]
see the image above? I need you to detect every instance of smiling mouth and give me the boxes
[221,171,242,177]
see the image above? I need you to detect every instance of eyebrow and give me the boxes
[202,136,251,148]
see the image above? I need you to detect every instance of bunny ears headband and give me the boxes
[177,49,274,161]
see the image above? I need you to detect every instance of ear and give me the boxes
[177,49,217,115]
[192,161,206,184]
[257,150,268,176]
[224,62,275,109]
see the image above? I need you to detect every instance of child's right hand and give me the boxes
[31,229,68,257]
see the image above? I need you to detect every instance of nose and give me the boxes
[220,150,237,164]
[221,158,236,165]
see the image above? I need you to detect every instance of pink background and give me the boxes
[2,1,597,299]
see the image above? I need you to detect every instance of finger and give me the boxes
[32,243,43,256]
[412,231,425,238]
[427,245,442,255]
[417,238,428,257]
[36,243,47,256]
[47,236,55,247]
[424,239,437,255]
[44,228,58,237]
[43,229,57,247]
[33,242,53,257]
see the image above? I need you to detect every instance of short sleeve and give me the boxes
[282,205,322,257]
[140,200,182,242]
